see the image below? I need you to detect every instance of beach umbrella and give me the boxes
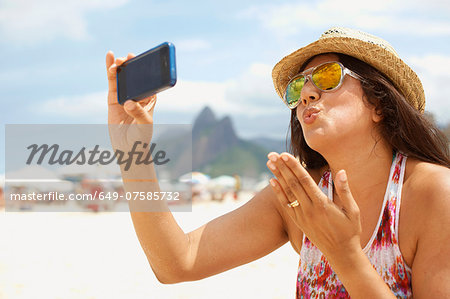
[178,172,210,184]
[208,175,236,189]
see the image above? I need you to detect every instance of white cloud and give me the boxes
[35,81,227,120]
[405,0,450,12]
[0,0,129,44]
[36,62,285,121]
[408,54,450,125]
[175,39,212,52]
[35,53,450,127]
[240,0,450,37]
[36,91,107,121]
[157,79,229,113]
[224,63,283,116]
[0,64,69,85]
[151,62,284,117]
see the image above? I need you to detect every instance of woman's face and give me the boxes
[295,54,380,152]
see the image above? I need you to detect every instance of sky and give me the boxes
[1,0,450,172]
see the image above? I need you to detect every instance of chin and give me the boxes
[303,131,328,153]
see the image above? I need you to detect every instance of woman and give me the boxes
[105,27,450,298]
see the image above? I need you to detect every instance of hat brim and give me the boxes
[272,37,425,112]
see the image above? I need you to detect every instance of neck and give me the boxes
[320,138,393,203]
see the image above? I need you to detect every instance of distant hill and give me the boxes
[192,107,239,170]
[250,136,289,154]
[155,106,286,178]
[199,139,270,178]
[192,107,274,177]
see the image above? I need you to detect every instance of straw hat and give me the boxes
[272,27,425,113]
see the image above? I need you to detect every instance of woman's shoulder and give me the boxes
[402,158,450,226]
[402,158,450,282]
[404,158,450,197]
[400,158,450,266]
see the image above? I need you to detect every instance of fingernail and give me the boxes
[268,155,277,162]
[339,170,347,182]
[281,155,288,161]
[268,162,276,170]
[270,179,276,187]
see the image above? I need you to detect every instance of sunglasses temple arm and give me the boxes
[346,68,364,81]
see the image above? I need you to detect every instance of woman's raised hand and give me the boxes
[106,51,156,125]
[266,152,362,267]
[106,51,157,152]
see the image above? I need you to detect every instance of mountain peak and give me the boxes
[165,106,274,177]
[192,107,239,170]
[193,106,216,129]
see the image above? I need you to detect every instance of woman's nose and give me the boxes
[300,79,320,107]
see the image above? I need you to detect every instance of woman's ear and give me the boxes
[363,94,383,123]
[371,106,383,123]
[366,96,383,123]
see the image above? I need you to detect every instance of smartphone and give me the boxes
[116,42,177,105]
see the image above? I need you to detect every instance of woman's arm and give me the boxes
[106,51,290,284]
[408,164,450,298]
[131,186,289,283]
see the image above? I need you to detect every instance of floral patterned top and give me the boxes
[296,152,413,298]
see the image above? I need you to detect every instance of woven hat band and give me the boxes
[319,28,399,57]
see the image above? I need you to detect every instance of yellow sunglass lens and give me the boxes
[312,63,342,90]
[285,76,305,108]
[283,62,344,109]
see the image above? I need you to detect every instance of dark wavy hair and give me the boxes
[288,53,450,169]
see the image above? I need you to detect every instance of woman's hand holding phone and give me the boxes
[106,51,156,126]
[106,50,165,214]
[106,50,158,192]
[106,51,157,155]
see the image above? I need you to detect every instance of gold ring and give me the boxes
[287,200,299,208]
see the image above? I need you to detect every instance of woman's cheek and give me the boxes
[296,107,303,122]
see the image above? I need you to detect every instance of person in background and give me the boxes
[233,174,241,200]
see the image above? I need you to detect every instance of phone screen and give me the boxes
[117,43,176,104]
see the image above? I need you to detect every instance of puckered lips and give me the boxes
[302,107,320,125]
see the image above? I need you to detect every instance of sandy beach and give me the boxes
[0,194,300,299]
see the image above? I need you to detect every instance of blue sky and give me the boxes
[1,0,450,172]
